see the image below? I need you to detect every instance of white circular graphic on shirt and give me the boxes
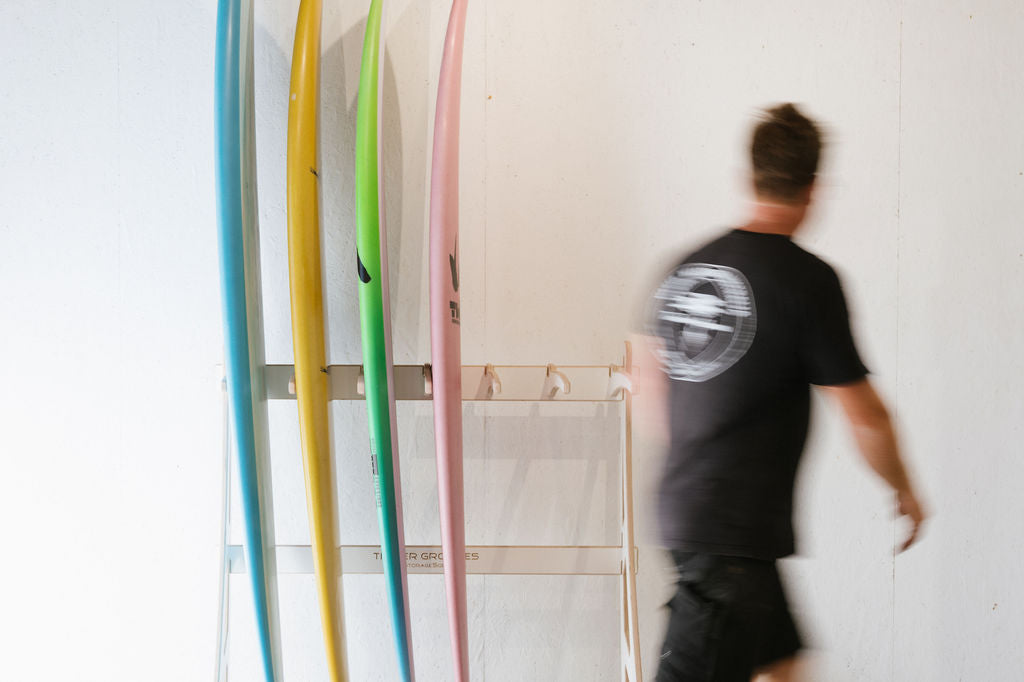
[651,263,757,382]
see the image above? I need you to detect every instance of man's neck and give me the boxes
[741,198,807,237]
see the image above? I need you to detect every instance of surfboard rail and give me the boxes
[214,0,278,679]
[286,1,349,679]
[428,0,471,678]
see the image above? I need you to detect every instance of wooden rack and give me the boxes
[222,342,643,681]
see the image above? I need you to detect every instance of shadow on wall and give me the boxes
[253,5,427,365]
[470,402,623,677]
[470,403,622,546]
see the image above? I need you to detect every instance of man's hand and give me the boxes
[896,488,926,553]
[822,378,927,555]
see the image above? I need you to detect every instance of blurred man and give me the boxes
[643,104,926,682]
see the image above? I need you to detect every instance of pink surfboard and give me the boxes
[429,0,470,679]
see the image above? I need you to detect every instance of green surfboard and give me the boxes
[354,1,415,679]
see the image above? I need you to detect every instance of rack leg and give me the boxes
[620,341,643,682]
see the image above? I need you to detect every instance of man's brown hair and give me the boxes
[751,103,822,202]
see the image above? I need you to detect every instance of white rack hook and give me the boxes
[607,365,633,399]
[423,364,433,397]
[544,364,572,398]
[288,374,297,396]
[483,364,502,398]
[356,366,365,397]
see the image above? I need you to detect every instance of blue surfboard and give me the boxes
[214,1,277,679]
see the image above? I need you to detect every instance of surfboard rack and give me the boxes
[227,544,625,575]
[543,363,572,398]
[227,342,644,681]
[274,363,625,402]
[483,363,502,397]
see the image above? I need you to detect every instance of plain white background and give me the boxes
[1,0,1022,680]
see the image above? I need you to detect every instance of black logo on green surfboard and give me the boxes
[357,252,371,284]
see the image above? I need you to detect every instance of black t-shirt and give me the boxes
[649,229,868,559]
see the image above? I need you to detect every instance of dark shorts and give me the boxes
[655,551,802,682]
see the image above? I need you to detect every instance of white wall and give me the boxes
[2,1,1022,681]
[1,2,224,681]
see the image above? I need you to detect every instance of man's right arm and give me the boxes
[821,378,927,552]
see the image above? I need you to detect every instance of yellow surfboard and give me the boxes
[286,0,348,678]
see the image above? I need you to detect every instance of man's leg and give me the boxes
[750,566,803,682]
[656,553,721,681]
[657,552,781,682]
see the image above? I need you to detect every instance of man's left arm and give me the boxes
[629,334,670,446]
